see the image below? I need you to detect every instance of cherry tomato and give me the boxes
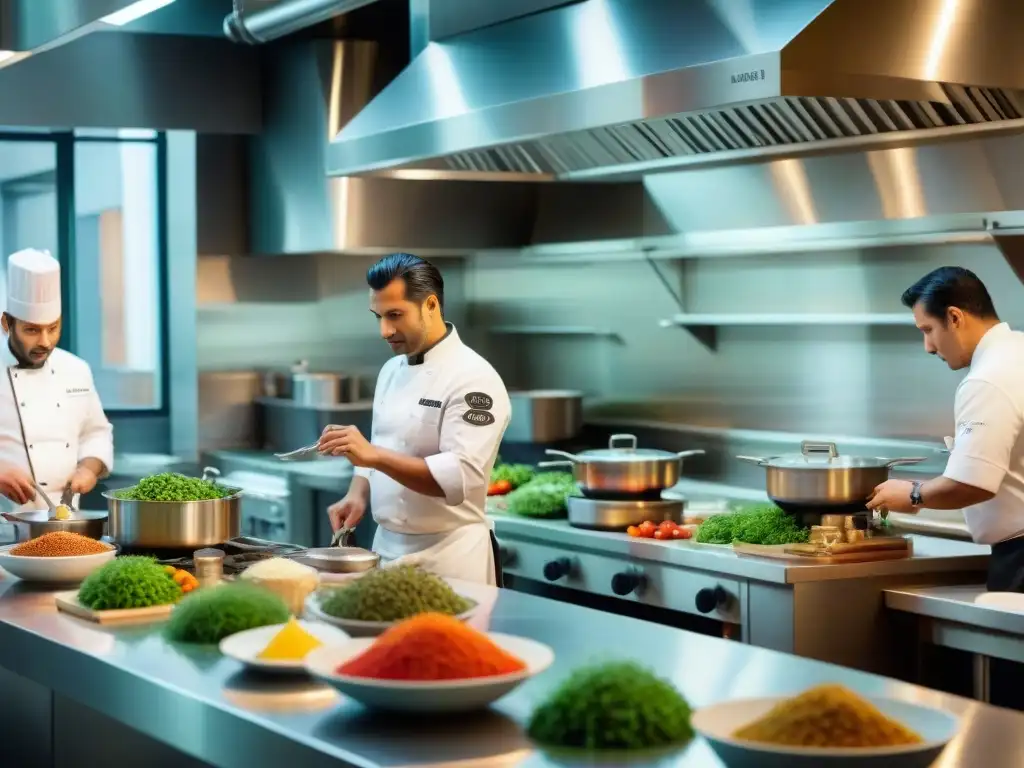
[626,525,641,537]
[654,528,671,540]
[671,527,693,540]
[638,521,657,536]
[658,520,678,532]
[488,479,513,496]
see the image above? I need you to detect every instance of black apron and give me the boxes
[987,536,1024,591]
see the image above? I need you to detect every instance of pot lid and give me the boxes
[746,441,922,469]
[566,434,684,463]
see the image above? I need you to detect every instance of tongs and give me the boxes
[274,425,346,461]
[36,483,76,521]
[330,526,354,548]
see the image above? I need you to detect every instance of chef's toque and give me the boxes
[6,248,60,324]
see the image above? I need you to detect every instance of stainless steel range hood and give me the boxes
[326,0,1024,180]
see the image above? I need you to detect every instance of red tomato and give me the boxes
[654,528,671,540]
[626,525,641,537]
[638,521,657,536]
[671,527,693,540]
[658,520,678,532]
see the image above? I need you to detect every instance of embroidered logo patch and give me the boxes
[463,409,495,426]
[418,398,442,409]
[957,420,984,437]
[464,392,493,411]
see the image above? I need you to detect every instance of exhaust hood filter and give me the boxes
[327,0,1024,180]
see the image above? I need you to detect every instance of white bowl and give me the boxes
[0,544,116,583]
[692,695,960,768]
[219,621,351,674]
[303,591,479,637]
[304,632,554,712]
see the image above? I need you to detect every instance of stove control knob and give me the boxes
[611,570,645,596]
[499,545,517,567]
[695,586,728,614]
[543,557,572,581]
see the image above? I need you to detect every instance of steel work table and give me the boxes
[2,579,1024,767]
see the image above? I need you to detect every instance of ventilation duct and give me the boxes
[223,0,380,44]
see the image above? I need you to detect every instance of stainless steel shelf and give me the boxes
[487,324,621,339]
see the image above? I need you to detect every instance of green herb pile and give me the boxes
[505,471,578,519]
[78,556,182,610]
[164,582,289,644]
[317,564,473,622]
[695,504,809,545]
[527,661,693,751]
[113,472,232,502]
[490,462,535,489]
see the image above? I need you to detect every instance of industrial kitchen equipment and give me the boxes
[505,390,584,443]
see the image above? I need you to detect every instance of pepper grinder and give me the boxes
[194,548,225,588]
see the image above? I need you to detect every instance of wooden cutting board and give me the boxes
[733,543,911,564]
[55,591,176,624]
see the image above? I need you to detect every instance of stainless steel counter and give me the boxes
[493,513,989,584]
[1,578,1023,767]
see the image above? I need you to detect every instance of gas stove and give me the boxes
[107,537,306,576]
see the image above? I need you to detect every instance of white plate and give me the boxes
[304,632,554,712]
[0,544,116,583]
[219,621,352,673]
[692,695,959,768]
[304,591,479,637]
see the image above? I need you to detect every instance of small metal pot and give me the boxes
[290,547,380,573]
[2,510,108,541]
[737,441,926,513]
[539,434,705,497]
[566,496,683,531]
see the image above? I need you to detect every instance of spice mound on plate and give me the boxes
[528,661,693,751]
[732,684,923,748]
[11,532,110,557]
[165,582,290,644]
[257,617,323,661]
[317,565,473,622]
[78,556,183,610]
[337,613,526,680]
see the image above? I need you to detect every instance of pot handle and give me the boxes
[202,466,222,483]
[801,441,839,458]
[537,460,574,469]
[675,449,706,459]
[736,455,771,466]
[543,449,580,463]
[885,457,928,468]
[609,434,638,451]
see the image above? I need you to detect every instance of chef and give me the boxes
[321,253,510,585]
[0,249,114,513]
[868,266,1024,591]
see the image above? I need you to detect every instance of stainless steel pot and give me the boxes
[736,440,926,513]
[539,434,705,497]
[566,496,683,530]
[2,510,108,541]
[505,390,583,443]
[103,467,242,548]
[272,361,360,406]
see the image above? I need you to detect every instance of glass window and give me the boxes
[74,140,162,410]
[0,140,58,313]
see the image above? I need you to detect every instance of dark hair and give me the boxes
[901,266,998,322]
[366,253,444,314]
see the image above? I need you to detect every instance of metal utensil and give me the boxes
[273,444,321,461]
[290,546,379,574]
[537,433,705,497]
[60,483,74,508]
[330,526,354,548]
[33,483,57,517]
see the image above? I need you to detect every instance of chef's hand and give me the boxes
[867,479,916,514]
[327,493,366,532]
[318,425,379,467]
[0,464,34,505]
[69,467,98,495]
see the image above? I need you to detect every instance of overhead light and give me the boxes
[101,0,177,27]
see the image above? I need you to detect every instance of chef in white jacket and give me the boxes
[0,249,114,512]
[320,253,510,585]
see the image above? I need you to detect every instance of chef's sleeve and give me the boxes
[425,378,510,506]
[78,369,114,476]
[943,378,1023,493]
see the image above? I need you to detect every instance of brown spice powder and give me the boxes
[11,532,112,557]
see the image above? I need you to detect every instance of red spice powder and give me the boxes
[337,612,527,681]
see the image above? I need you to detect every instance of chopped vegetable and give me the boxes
[337,613,526,680]
[257,617,322,661]
[79,556,183,610]
[627,520,692,541]
[165,582,289,644]
[504,471,577,519]
[527,661,693,751]
[488,479,513,496]
[317,565,473,622]
[696,504,809,546]
[113,473,232,502]
[489,463,535,489]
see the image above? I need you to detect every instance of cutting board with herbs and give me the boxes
[54,591,176,624]
[733,542,911,564]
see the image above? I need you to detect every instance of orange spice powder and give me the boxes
[337,612,527,681]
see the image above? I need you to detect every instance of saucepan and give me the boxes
[2,510,108,542]
[538,434,705,498]
[736,440,927,516]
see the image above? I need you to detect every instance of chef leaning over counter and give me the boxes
[869,266,1024,591]
[0,249,113,512]
[321,253,510,585]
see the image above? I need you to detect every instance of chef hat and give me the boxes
[6,248,61,324]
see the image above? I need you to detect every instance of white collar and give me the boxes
[972,322,1011,367]
[406,323,461,367]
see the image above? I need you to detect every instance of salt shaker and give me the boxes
[194,548,225,588]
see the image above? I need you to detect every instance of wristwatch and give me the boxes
[910,481,923,507]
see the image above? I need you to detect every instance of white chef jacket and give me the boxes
[355,325,510,584]
[0,344,114,514]
[942,322,1024,544]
